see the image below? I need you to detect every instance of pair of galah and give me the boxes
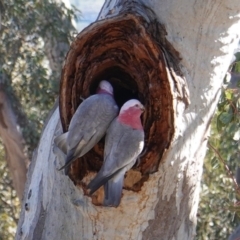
[55,80,145,207]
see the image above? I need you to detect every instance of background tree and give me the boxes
[197,51,240,239]
[0,0,236,237]
[15,0,240,239]
[0,0,78,238]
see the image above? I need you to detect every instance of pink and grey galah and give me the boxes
[88,99,145,207]
[55,80,119,174]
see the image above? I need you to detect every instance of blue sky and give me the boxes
[70,0,105,31]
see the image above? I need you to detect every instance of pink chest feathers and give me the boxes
[118,107,143,130]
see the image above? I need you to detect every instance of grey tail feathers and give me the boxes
[88,167,125,195]
[87,174,112,195]
[104,174,124,207]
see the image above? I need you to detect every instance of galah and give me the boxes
[88,99,145,207]
[55,80,119,174]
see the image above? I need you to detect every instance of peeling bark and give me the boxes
[0,85,28,200]
[16,0,240,239]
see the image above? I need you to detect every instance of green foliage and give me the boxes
[0,0,78,153]
[234,62,240,74]
[197,84,240,238]
[0,143,20,240]
[235,52,240,63]
[0,0,239,238]
[0,0,79,238]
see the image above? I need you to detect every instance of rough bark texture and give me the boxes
[59,12,186,192]
[16,0,240,240]
[0,86,28,200]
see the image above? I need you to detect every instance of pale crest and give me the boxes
[99,80,113,94]
[120,99,144,113]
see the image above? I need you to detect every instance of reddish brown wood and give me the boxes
[59,14,176,197]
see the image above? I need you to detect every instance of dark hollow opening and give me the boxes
[89,66,140,108]
[60,15,176,204]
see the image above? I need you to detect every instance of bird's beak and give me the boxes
[141,106,145,112]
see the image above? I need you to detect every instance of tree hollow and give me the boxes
[59,14,174,201]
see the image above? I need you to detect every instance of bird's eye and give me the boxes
[135,104,138,107]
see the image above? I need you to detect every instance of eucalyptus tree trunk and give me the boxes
[0,86,28,200]
[16,1,240,239]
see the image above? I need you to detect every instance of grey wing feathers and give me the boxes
[55,94,118,173]
[67,94,118,150]
[60,131,97,172]
[88,166,124,195]
[54,132,68,154]
[88,120,144,199]
[103,120,144,174]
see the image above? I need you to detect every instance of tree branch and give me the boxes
[208,142,240,195]
[0,85,28,200]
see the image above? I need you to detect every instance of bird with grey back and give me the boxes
[88,99,145,207]
[55,80,119,174]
